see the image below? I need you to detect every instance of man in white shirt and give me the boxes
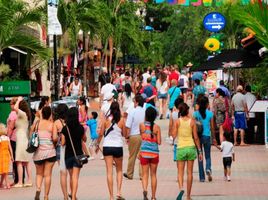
[179,70,189,102]
[142,67,151,84]
[244,85,256,144]
[124,95,145,180]
[100,76,116,108]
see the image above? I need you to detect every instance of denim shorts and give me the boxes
[65,156,82,169]
[234,112,247,129]
[176,146,197,161]
[158,93,168,99]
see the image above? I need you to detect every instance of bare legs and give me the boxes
[234,129,247,145]
[104,156,123,200]
[177,160,194,200]
[219,125,224,144]
[35,161,55,199]
[142,163,158,199]
[159,99,167,119]
[68,167,81,200]
[1,173,10,188]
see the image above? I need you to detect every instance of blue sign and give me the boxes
[203,12,226,32]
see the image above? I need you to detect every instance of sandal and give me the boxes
[116,195,125,200]
[12,183,23,188]
[143,191,148,200]
[34,191,41,200]
[176,190,184,200]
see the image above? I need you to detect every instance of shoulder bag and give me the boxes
[26,120,40,153]
[66,126,88,167]
[222,98,233,133]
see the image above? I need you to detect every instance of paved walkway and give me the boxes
[2,117,268,200]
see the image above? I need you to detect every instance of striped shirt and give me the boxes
[140,122,159,159]
[33,130,56,161]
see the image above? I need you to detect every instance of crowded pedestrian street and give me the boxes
[1,109,268,200]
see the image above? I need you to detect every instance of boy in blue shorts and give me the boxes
[86,111,99,160]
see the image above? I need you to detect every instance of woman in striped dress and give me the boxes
[139,107,161,200]
[31,106,57,200]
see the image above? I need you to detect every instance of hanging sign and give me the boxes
[203,12,226,32]
[47,0,62,35]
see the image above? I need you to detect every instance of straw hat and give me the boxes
[186,62,193,67]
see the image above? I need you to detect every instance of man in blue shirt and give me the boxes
[213,80,231,98]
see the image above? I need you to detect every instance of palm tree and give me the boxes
[0,0,48,61]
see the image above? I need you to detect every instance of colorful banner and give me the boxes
[191,0,202,6]
[167,0,177,4]
[203,0,213,6]
[155,0,165,3]
[47,0,62,35]
[178,0,190,5]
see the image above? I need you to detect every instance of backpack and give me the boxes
[178,78,184,87]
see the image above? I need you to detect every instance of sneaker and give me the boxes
[207,171,212,182]
[100,156,104,160]
[227,176,231,182]
[123,173,133,180]
[88,157,95,161]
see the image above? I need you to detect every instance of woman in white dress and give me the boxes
[120,83,134,118]
[13,96,33,188]
[156,72,168,119]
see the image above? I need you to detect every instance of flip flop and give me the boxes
[116,195,125,200]
[176,190,184,200]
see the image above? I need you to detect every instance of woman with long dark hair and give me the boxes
[139,107,161,200]
[52,104,69,200]
[120,83,134,117]
[193,96,216,182]
[172,103,202,200]
[98,101,126,200]
[156,72,168,119]
[61,107,87,200]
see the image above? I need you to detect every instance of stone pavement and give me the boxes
[2,114,268,200]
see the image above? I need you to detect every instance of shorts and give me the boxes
[103,147,123,158]
[34,156,57,165]
[234,112,247,129]
[176,146,196,161]
[223,157,232,169]
[89,139,98,148]
[180,88,188,94]
[158,93,168,99]
[140,156,159,165]
[65,156,83,169]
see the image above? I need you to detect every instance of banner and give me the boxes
[191,0,202,6]
[155,0,165,3]
[167,0,177,4]
[178,0,190,5]
[47,0,62,35]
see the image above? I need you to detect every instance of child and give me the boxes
[0,123,14,189]
[220,132,235,181]
[86,112,100,160]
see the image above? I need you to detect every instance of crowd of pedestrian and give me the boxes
[0,64,258,200]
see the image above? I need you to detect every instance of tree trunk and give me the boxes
[101,38,108,70]
[83,32,89,96]
[108,37,113,74]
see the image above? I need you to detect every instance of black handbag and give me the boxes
[26,121,40,153]
[66,126,88,167]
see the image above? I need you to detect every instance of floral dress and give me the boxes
[213,96,226,126]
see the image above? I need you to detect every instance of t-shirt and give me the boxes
[193,110,213,137]
[86,119,98,139]
[193,85,207,105]
[220,141,234,158]
[179,74,188,89]
[142,72,151,84]
[168,86,181,109]
[231,92,246,112]
[62,124,84,159]
[169,71,179,82]
[101,83,117,100]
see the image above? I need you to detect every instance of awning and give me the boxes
[8,46,27,55]
[198,49,263,71]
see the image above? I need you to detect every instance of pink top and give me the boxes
[7,111,17,142]
[33,130,56,161]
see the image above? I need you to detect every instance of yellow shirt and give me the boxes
[177,118,195,148]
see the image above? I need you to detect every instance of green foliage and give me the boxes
[0,0,48,60]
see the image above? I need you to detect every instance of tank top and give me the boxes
[177,118,195,148]
[71,82,80,96]
[33,130,56,161]
[103,122,123,147]
[140,122,159,159]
